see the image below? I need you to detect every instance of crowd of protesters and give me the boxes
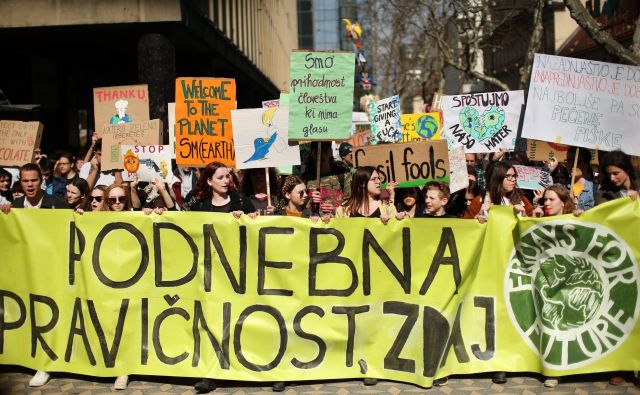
[0,136,639,392]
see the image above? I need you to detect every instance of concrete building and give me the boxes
[0,0,298,150]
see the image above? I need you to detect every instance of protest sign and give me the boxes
[230,107,300,170]
[288,51,355,140]
[347,130,370,148]
[1,200,639,387]
[400,113,441,143]
[522,54,640,155]
[448,146,469,193]
[527,140,569,162]
[369,95,402,143]
[262,99,279,108]
[100,119,162,171]
[279,92,289,107]
[0,120,43,167]
[93,84,149,131]
[441,90,524,153]
[174,78,237,167]
[120,145,173,183]
[513,165,552,190]
[527,140,600,165]
[353,140,449,187]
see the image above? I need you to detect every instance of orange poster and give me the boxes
[175,78,237,167]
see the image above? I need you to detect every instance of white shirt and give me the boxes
[79,162,115,187]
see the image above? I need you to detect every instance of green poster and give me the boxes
[288,51,355,140]
[279,92,289,107]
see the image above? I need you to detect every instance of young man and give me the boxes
[422,181,457,218]
[50,151,79,199]
[0,163,67,387]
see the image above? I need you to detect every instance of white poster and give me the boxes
[120,145,173,183]
[448,146,469,193]
[231,107,300,170]
[522,53,640,155]
[369,95,402,143]
[441,90,524,153]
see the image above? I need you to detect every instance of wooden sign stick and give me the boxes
[265,167,272,207]
[570,147,580,200]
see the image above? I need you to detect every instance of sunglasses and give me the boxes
[297,190,307,197]
[108,196,127,205]
[91,195,103,203]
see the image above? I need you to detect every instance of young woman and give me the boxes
[464,162,533,221]
[596,150,638,205]
[274,175,313,217]
[395,187,424,218]
[0,168,13,203]
[532,184,576,218]
[190,162,256,393]
[240,167,278,214]
[187,162,256,217]
[335,166,402,223]
[66,177,91,211]
[89,186,107,211]
[101,184,133,212]
[11,181,24,202]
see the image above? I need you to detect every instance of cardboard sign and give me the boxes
[288,51,355,140]
[400,113,441,143]
[347,130,371,148]
[101,119,162,171]
[527,140,569,162]
[120,145,173,183]
[230,107,300,170]
[441,90,524,153]
[174,78,237,167]
[353,140,450,187]
[0,121,43,167]
[522,54,640,155]
[448,146,469,193]
[93,84,149,130]
[527,139,600,165]
[369,95,402,143]
[513,165,552,190]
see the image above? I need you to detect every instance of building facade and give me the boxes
[0,0,298,149]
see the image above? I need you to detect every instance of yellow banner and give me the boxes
[0,199,639,387]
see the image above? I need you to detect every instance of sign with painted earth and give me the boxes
[506,220,639,369]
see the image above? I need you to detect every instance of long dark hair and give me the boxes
[241,168,278,197]
[488,161,524,205]
[395,186,424,213]
[343,166,376,215]
[68,177,91,210]
[193,161,231,200]
[599,150,637,192]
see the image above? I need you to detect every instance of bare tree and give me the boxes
[361,0,548,101]
[564,0,640,65]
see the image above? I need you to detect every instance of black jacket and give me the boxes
[189,191,255,214]
[12,193,69,209]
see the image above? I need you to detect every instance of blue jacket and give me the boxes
[570,179,595,211]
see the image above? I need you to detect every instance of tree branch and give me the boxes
[519,0,545,89]
[564,0,640,65]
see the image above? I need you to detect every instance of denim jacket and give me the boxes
[570,179,595,211]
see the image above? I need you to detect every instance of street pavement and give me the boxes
[2,366,640,395]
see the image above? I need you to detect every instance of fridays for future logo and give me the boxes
[506,220,639,369]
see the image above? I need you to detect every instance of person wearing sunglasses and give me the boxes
[101,184,133,212]
[273,175,314,218]
[89,186,107,211]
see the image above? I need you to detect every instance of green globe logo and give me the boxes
[506,220,639,369]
